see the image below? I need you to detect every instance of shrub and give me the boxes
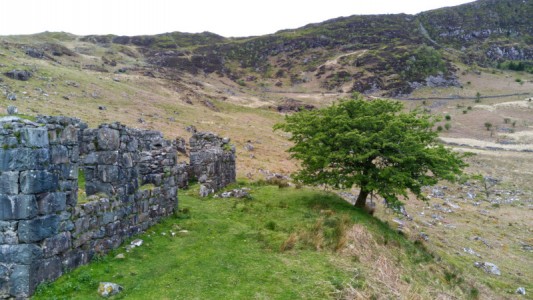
[475,92,481,103]
[445,115,451,121]
[484,122,493,131]
[444,123,451,131]
[402,45,447,81]
[265,220,277,231]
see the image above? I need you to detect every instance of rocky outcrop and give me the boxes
[4,70,32,81]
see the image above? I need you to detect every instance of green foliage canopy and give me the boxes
[275,96,468,208]
[402,45,447,81]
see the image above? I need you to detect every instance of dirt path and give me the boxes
[441,137,533,152]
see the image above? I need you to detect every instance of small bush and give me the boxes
[265,220,277,231]
[503,118,511,124]
[463,110,468,114]
[484,122,493,131]
[469,287,480,299]
[444,123,451,131]
[445,115,451,121]
[475,92,481,103]
[437,125,443,132]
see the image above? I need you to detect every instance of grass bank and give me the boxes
[34,183,472,299]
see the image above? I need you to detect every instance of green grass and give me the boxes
[33,184,464,299]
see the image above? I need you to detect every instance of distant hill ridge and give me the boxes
[5,0,533,96]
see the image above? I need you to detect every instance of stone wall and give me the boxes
[0,116,83,298]
[0,116,235,298]
[189,132,236,196]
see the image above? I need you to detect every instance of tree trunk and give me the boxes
[355,189,369,208]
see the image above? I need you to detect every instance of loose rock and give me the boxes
[199,184,211,197]
[244,143,254,151]
[97,282,123,297]
[463,247,481,257]
[516,287,526,295]
[217,188,251,199]
[130,239,143,247]
[7,105,18,115]
[5,70,32,81]
[474,261,501,275]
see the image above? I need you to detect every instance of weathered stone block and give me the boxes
[0,264,9,297]
[29,257,62,294]
[50,145,69,164]
[0,148,49,171]
[122,153,133,168]
[70,145,80,162]
[0,171,18,194]
[73,216,90,236]
[9,265,30,297]
[20,170,59,194]
[59,125,78,144]
[97,151,119,165]
[66,191,77,207]
[42,232,71,257]
[62,249,89,271]
[97,165,119,183]
[0,195,37,220]
[0,244,42,264]
[102,212,116,224]
[18,215,60,243]
[72,231,92,248]
[36,192,67,215]
[85,182,114,196]
[0,221,18,244]
[97,128,120,150]
[22,128,48,148]
[83,152,97,164]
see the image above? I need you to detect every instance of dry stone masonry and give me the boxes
[0,116,235,298]
[189,132,236,197]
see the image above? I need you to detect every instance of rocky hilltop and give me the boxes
[63,0,533,96]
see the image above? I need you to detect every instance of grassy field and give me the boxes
[32,183,474,299]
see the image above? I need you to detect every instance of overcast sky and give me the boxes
[0,0,474,37]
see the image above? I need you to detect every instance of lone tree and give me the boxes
[274,96,468,209]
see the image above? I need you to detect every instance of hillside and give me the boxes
[33,185,485,299]
[56,0,533,97]
[1,0,533,298]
